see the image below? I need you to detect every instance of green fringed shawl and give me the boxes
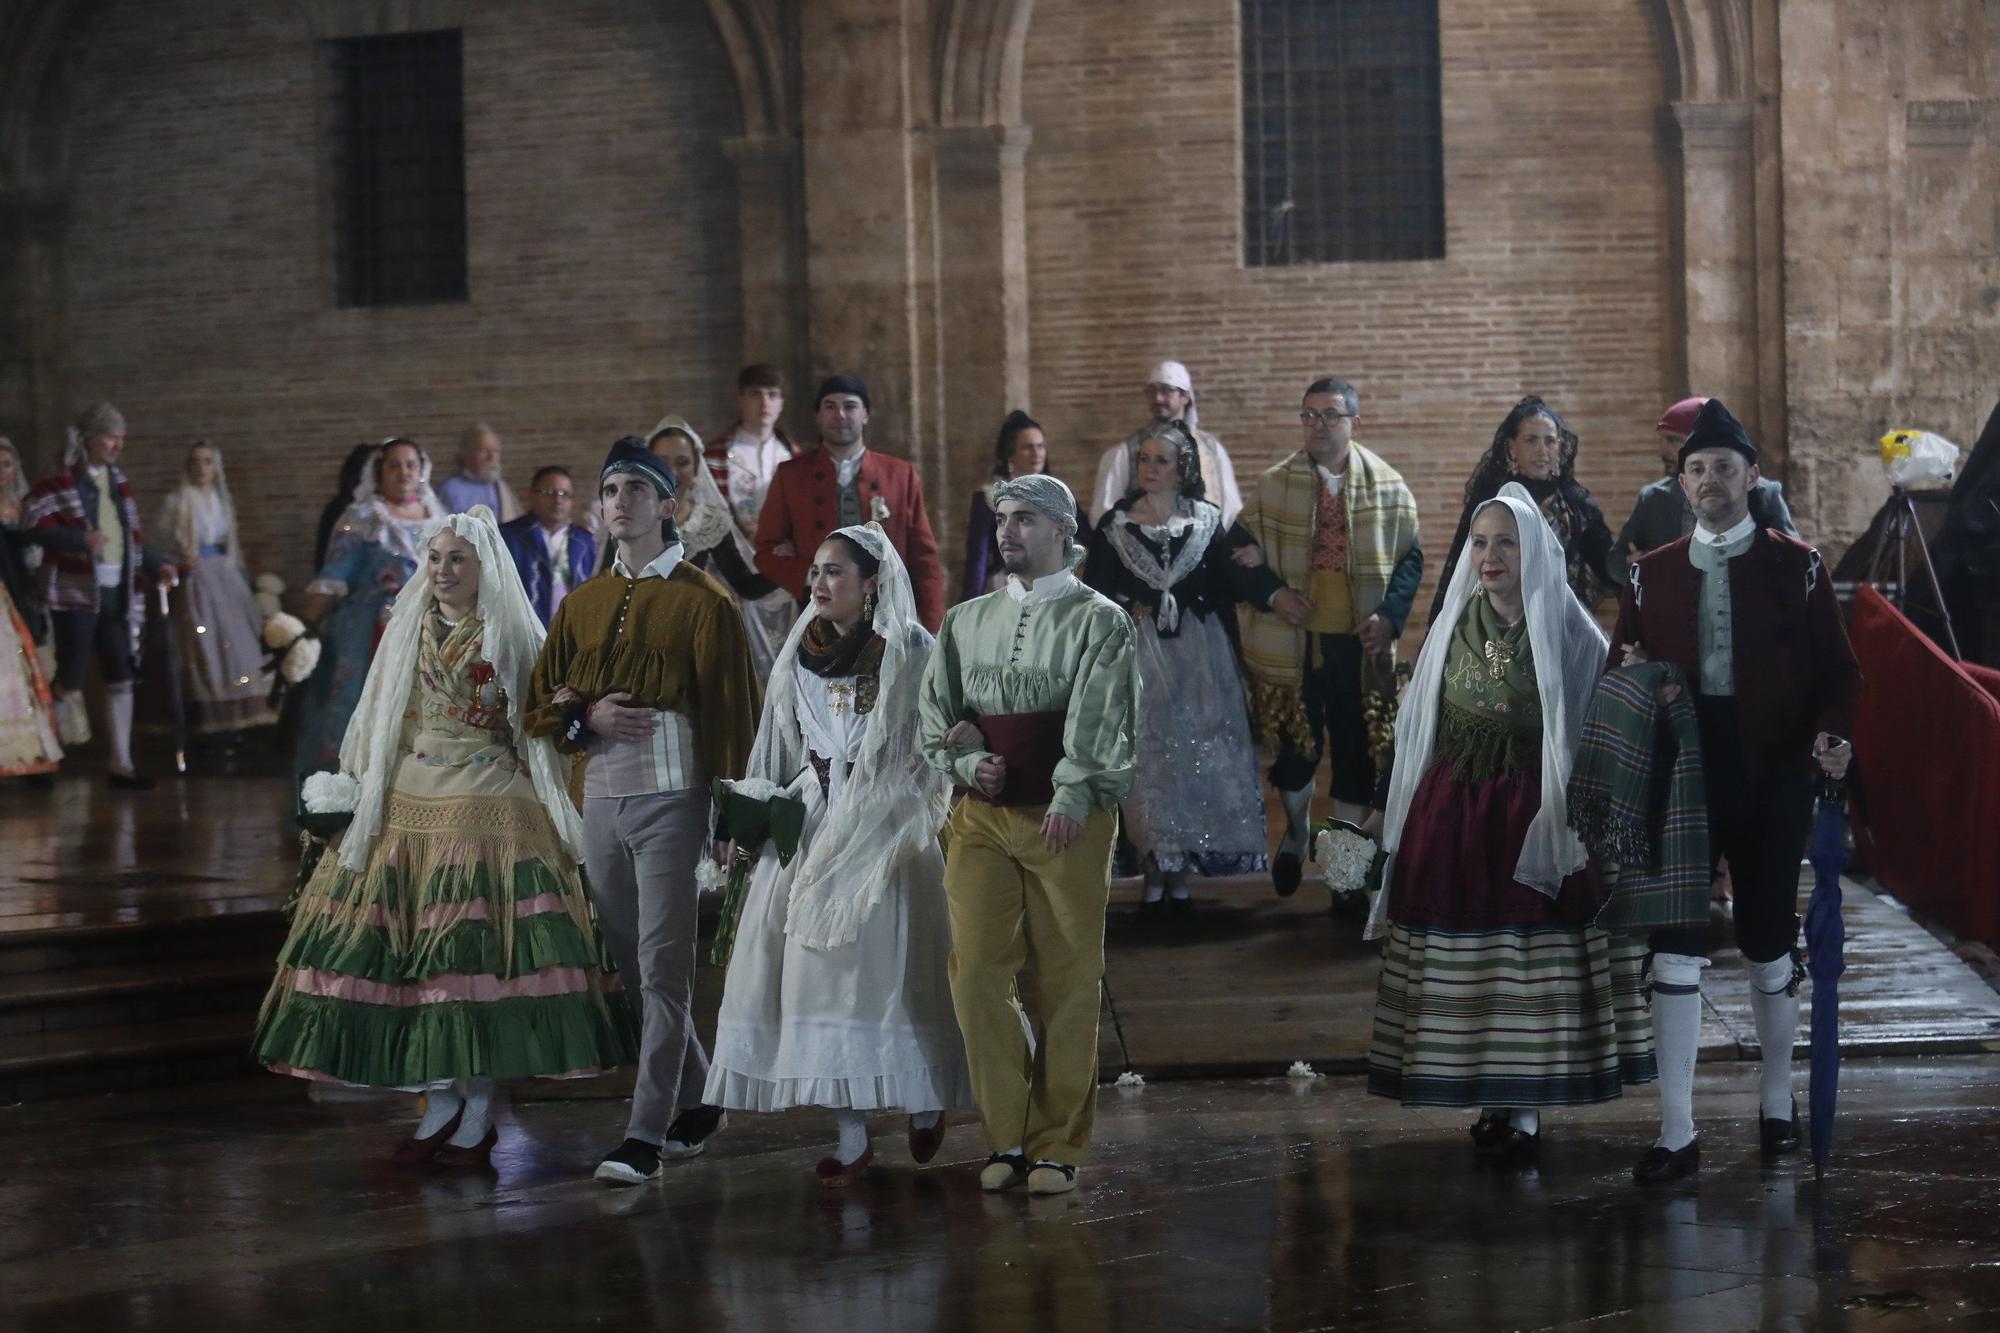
[1436,594,1541,782]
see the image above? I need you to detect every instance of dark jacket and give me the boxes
[1609,529,1859,783]
[960,487,1002,604]
[499,514,598,627]
[1082,502,1265,652]
[1609,476,1796,585]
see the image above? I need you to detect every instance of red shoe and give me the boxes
[908,1115,946,1165]
[814,1147,873,1188]
[390,1108,463,1168]
[431,1125,499,1169]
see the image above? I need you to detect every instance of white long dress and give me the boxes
[704,666,972,1113]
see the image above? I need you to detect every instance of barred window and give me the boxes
[329,30,468,306]
[1241,0,1444,266]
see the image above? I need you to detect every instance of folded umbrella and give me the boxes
[1804,773,1849,1175]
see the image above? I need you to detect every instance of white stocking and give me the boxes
[834,1109,870,1165]
[1651,952,1708,1152]
[1278,785,1314,854]
[447,1077,498,1148]
[105,682,136,775]
[415,1081,462,1138]
[1165,871,1190,901]
[1747,954,1800,1121]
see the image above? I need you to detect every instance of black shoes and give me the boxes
[594,1137,663,1185]
[660,1105,727,1159]
[1633,1139,1701,1185]
[1272,850,1302,897]
[1760,1097,1802,1157]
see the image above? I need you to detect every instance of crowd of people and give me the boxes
[0,360,1862,1194]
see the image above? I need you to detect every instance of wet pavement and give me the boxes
[5,1058,1998,1331]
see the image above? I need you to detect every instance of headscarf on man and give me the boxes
[63,403,126,470]
[1147,360,1199,433]
[1367,481,1609,939]
[992,472,1082,565]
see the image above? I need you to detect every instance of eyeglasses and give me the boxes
[1299,410,1354,428]
[534,488,573,499]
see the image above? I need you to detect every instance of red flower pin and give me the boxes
[467,662,495,687]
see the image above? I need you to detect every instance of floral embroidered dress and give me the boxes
[0,576,61,777]
[256,611,636,1087]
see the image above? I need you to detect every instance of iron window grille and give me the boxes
[329,29,468,306]
[1241,0,1445,266]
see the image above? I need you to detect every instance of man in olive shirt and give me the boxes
[920,474,1140,1198]
[526,437,759,1186]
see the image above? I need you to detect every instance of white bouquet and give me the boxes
[262,611,307,651]
[1313,821,1378,896]
[301,770,360,814]
[280,636,321,684]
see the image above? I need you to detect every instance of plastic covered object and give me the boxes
[1880,429,1960,489]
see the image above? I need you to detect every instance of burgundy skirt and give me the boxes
[1389,759,1607,931]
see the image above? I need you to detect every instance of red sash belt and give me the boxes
[963,710,1067,808]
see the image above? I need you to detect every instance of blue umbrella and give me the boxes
[1804,773,1848,1175]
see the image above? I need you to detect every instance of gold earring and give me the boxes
[862,591,877,621]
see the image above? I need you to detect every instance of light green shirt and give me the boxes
[1687,515,1756,695]
[919,570,1141,822]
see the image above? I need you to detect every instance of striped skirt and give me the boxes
[1367,923,1657,1107]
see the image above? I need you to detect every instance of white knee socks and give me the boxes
[1748,954,1800,1121]
[416,1081,463,1138]
[447,1077,498,1148]
[1651,952,1708,1152]
[834,1109,871,1164]
[105,682,135,775]
[1165,871,1190,902]
[1278,786,1314,854]
[1141,876,1165,904]
[909,1110,941,1131]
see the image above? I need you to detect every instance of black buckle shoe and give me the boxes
[1632,1139,1700,1185]
[1760,1096,1801,1156]
[1272,850,1302,897]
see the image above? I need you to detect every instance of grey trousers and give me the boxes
[582,790,711,1144]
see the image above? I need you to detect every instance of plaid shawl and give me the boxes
[25,466,145,615]
[1568,661,1711,934]
[1238,444,1419,748]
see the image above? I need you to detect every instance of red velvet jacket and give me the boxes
[753,446,945,631]
[1609,529,1859,782]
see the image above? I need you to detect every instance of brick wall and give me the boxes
[1779,0,2000,552]
[56,0,742,589]
[1020,0,1679,627]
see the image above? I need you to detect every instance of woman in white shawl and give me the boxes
[1365,483,1653,1159]
[703,522,972,1187]
[647,417,797,682]
[155,442,278,742]
[255,507,636,1169]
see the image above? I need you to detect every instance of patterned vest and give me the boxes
[1305,477,1354,634]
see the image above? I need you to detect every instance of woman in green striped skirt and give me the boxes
[1365,485,1654,1159]
[255,507,636,1168]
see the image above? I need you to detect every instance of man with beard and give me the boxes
[753,374,945,630]
[920,474,1139,1197]
[526,437,760,1185]
[436,423,522,521]
[1608,396,1796,586]
[1088,359,1243,526]
[1610,398,1858,1185]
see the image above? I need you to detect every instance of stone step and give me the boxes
[0,1012,259,1104]
[0,958,275,1038]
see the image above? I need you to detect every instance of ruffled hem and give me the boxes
[703,1061,973,1114]
[1135,849,1268,877]
[254,989,638,1086]
[280,890,615,984]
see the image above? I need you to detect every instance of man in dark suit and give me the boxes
[501,465,597,626]
[1609,396,1797,585]
[753,374,946,630]
[1611,398,1858,1187]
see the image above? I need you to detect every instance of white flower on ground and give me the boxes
[1115,1070,1146,1089]
[1286,1061,1324,1080]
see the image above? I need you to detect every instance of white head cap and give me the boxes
[1145,360,1198,430]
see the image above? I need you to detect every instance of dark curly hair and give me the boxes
[1126,419,1207,503]
[992,409,1045,480]
[1461,396,1590,508]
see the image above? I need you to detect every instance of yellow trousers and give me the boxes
[943,799,1117,1165]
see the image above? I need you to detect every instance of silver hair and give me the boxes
[64,402,127,469]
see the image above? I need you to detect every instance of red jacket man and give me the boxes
[753,374,945,631]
